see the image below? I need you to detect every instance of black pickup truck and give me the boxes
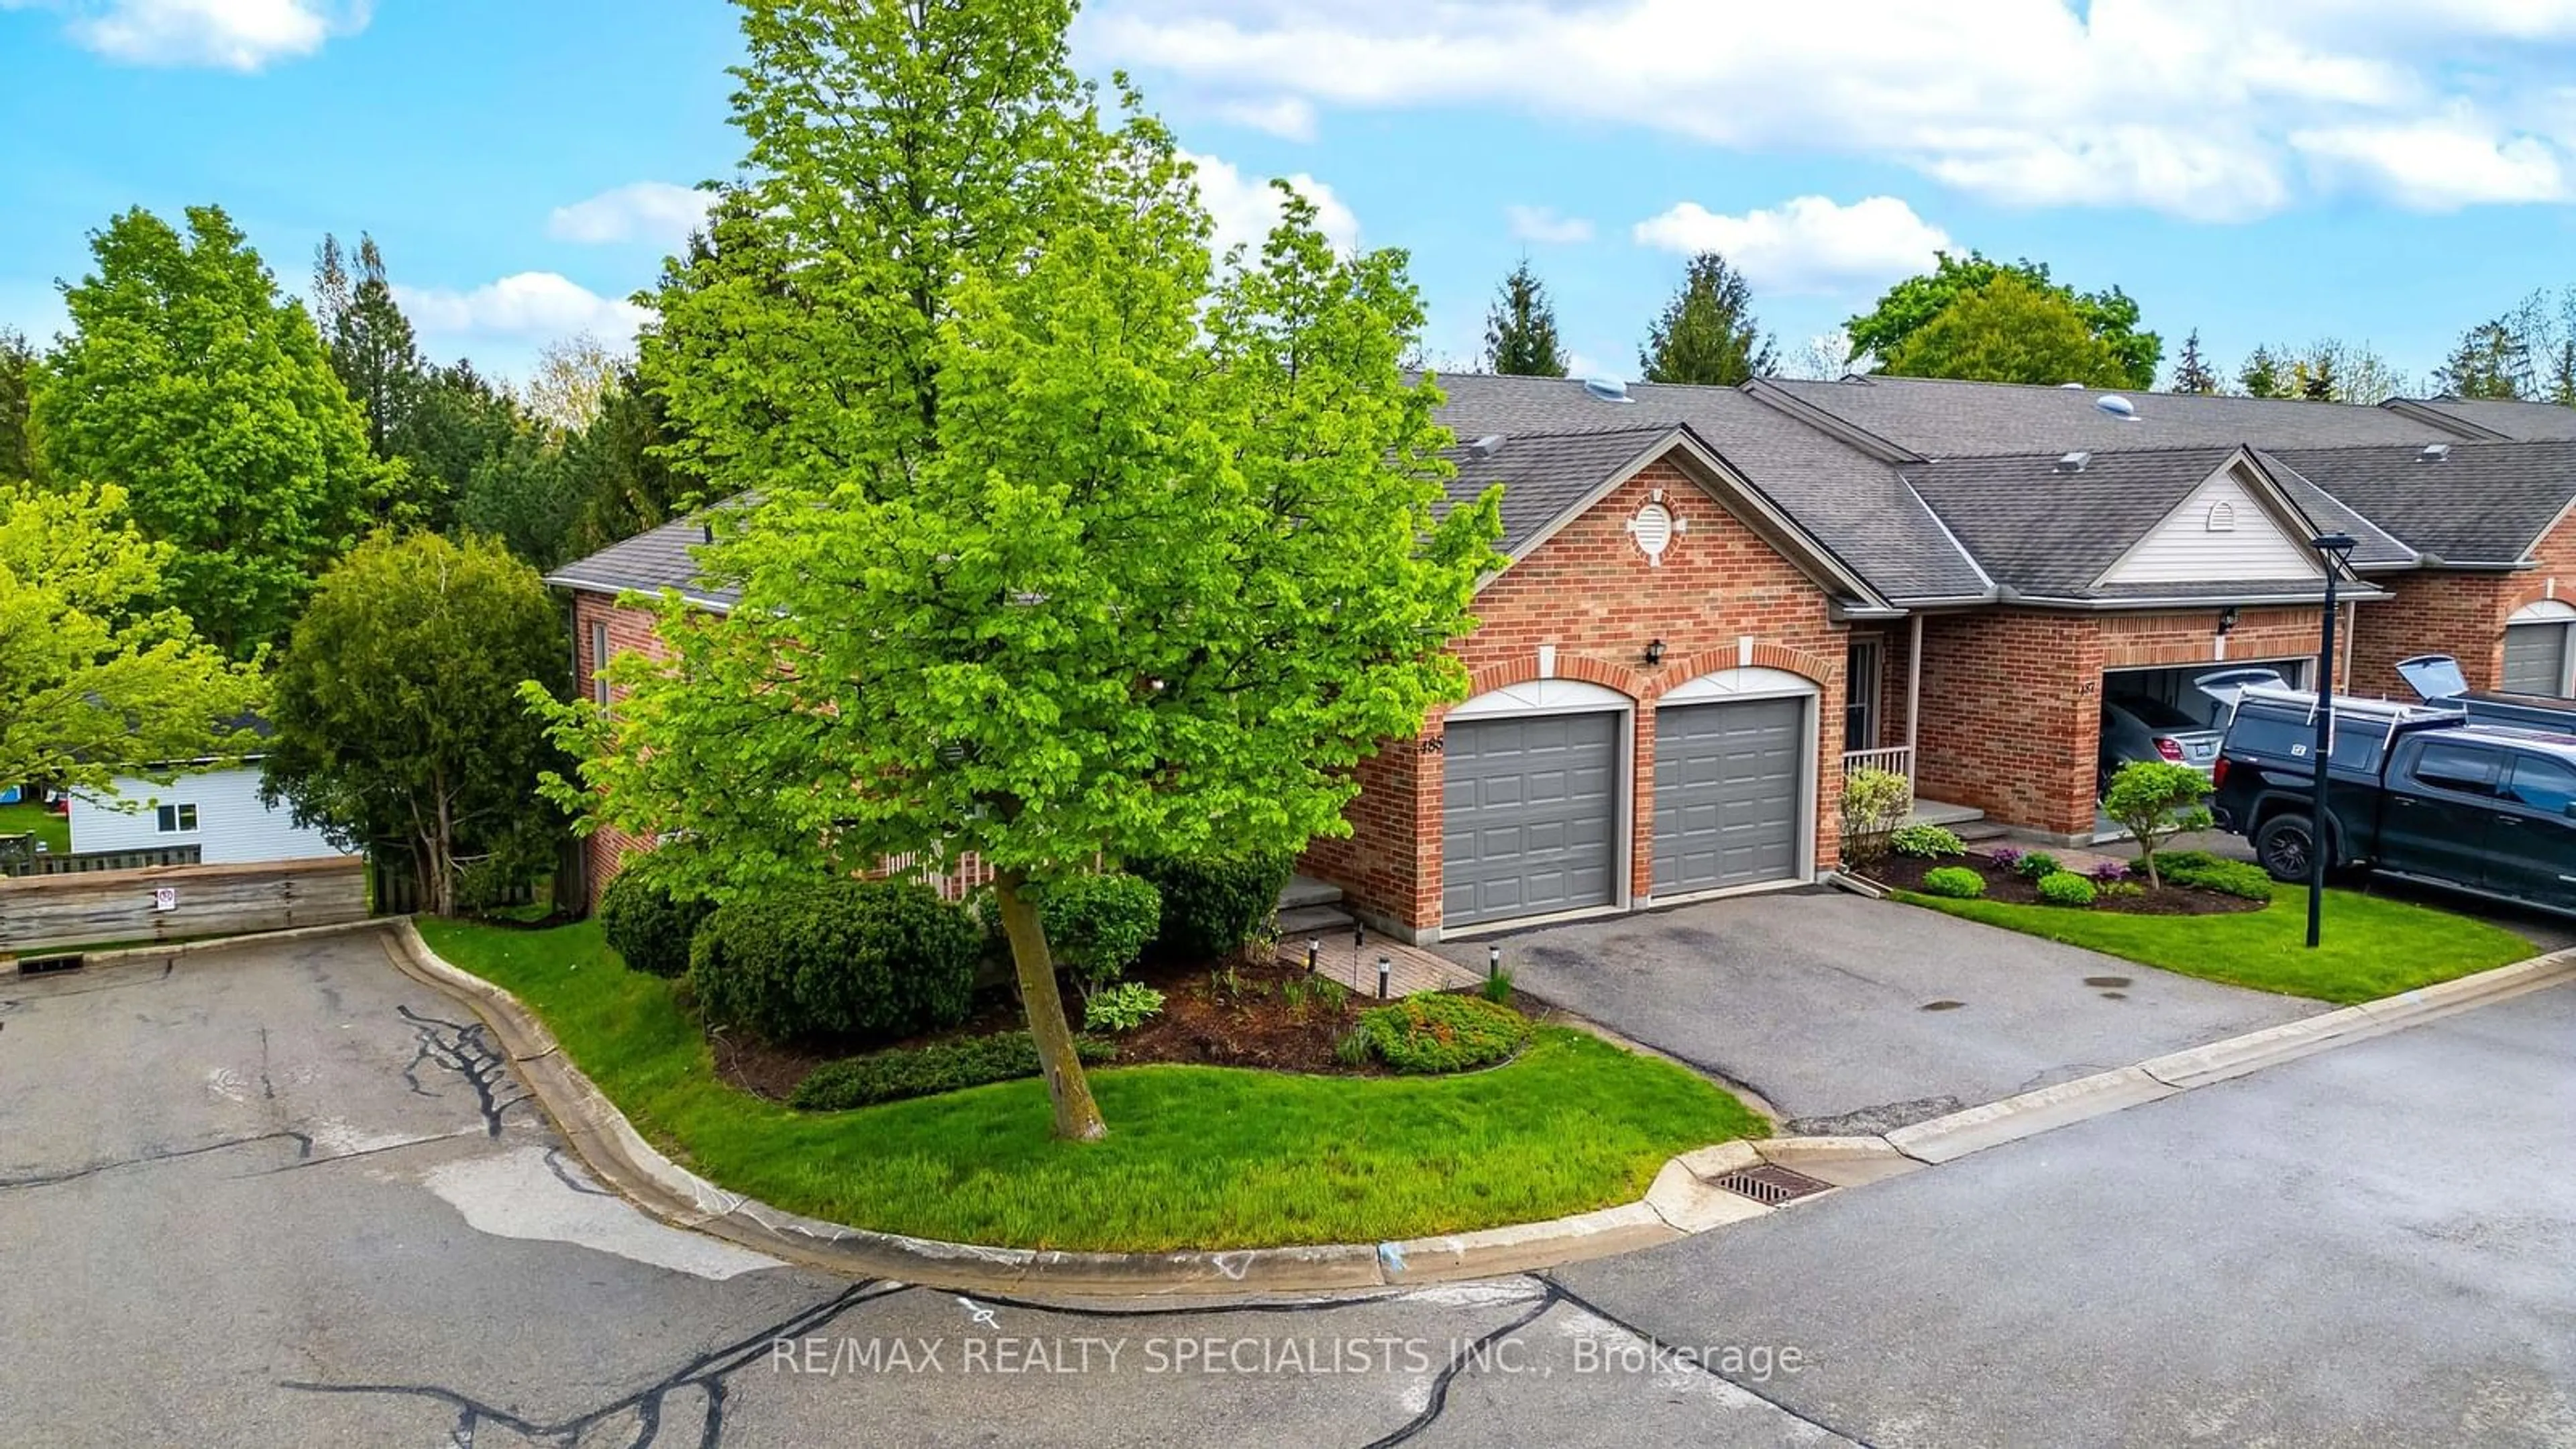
[2212,682,2576,915]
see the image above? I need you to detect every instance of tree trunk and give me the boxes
[991,869,1107,1142]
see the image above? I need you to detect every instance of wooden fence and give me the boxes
[1,842,203,878]
[0,856,368,957]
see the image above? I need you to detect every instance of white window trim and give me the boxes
[590,621,613,707]
[156,802,200,834]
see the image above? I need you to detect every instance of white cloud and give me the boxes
[10,0,367,69]
[1505,204,1595,244]
[2293,112,2570,209]
[1088,0,2576,219]
[1181,149,1361,259]
[547,182,712,248]
[1633,195,1951,294]
[394,273,651,345]
[1213,95,1318,142]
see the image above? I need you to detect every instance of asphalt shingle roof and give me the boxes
[2247,453,2416,571]
[2398,398,2576,442]
[1897,447,2387,600]
[2267,441,2576,566]
[544,514,740,608]
[1439,426,1674,557]
[1761,375,2484,458]
[1430,373,1990,603]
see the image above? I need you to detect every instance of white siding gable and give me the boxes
[2097,466,2322,588]
[68,764,356,865]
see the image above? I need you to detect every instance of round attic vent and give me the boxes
[1630,501,1676,564]
[2096,394,2139,420]
[1582,374,1633,403]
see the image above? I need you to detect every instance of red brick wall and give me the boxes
[2348,574,2509,697]
[571,590,671,908]
[1307,456,1851,935]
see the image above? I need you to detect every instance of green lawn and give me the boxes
[0,799,70,855]
[1898,883,2532,1004]
[417,918,1765,1252]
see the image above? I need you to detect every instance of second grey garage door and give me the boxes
[1653,696,1805,895]
[2505,622,2571,696]
[1442,713,1620,927]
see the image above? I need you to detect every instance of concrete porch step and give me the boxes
[1952,819,2010,844]
[1279,903,1358,936]
[1907,798,1988,828]
[1280,873,1345,910]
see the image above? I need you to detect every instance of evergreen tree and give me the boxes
[0,327,36,482]
[1639,252,1777,386]
[2237,346,2288,399]
[2435,320,2533,400]
[2295,351,2339,402]
[313,233,427,466]
[1481,261,1568,376]
[2170,329,2218,394]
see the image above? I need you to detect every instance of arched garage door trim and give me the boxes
[1650,667,1821,902]
[1439,680,1633,933]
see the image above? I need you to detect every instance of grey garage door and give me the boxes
[1652,696,1806,895]
[1442,713,1620,927]
[2505,623,2570,696]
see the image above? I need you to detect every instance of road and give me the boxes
[1,932,2569,1446]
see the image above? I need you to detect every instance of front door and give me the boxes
[1844,639,1881,753]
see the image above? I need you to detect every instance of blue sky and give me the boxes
[11,1,2576,390]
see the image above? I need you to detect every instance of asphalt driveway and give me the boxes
[1440,889,2318,1130]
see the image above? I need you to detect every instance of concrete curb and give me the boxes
[381,920,1778,1297]
[378,922,2576,1295]
[18,916,394,971]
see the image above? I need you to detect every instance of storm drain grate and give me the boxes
[1711,1163,1836,1206]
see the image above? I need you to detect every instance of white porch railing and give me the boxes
[1841,747,1916,801]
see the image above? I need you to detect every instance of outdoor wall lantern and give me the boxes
[1644,639,1667,667]
[2216,606,2240,635]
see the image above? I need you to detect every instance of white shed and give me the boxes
[69,761,354,866]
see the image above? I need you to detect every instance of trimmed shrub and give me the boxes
[1921,866,1986,900]
[2102,881,2145,901]
[2104,761,2215,883]
[790,1032,1117,1112]
[2088,859,2132,887]
[1838,766,1911,869]
[1132,852,1296,964]
[1986,847,2023,872]
[1356,994,1534,1074]
[2035,871,2098,907]
[1082,981,1166,1034]
[2013,850,2065,881]
[690,879,980,1046]
[2160,851,2273,902]
[597,866,714,978]
[1890,823,1966,859]
[976,872,1164,992]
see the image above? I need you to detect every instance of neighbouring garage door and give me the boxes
[2505,622,2572,696]
[1652,696,1806,896]
[1442,712,1621,927]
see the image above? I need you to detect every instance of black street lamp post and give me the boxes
[2307,533,2358,949]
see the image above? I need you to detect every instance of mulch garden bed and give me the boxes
[707,954,1544,1099]
[1865,851,2266,916]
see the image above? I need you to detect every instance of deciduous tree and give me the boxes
[1482,260,1567,376]
[1849,252,2159,390]
[0,481,259,797]
[1639,252,1775,386]
[262,531,570,918]
[536,0,1501,1142]
[36,205,380,657]
[1878,272,2123,387]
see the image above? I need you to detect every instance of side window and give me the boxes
[590,620,612,708]
[2226,714,2309,759]
[2410,741,2502,798]
[2330,720,2387,773]
[155,803,200,833]
[2503,754,2576,814]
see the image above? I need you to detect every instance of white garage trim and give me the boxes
[1658,665,1819,706]
[2509,599,2576,624]
[1447,678,1632,720]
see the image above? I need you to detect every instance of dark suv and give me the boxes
[2213,686,2576,915]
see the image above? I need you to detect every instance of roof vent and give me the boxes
[1467,434,1506,460]
[2058,382,2087,390]
[2096,394,2138,420]
[1582,374,1633,404]
[2419,443,2452,463]
[2057,451,2092,474]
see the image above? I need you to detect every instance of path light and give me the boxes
[1377,957,1392,1000]
[1307,940,1320,974]
[1487,945,1501,984]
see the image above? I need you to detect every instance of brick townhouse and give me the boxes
[545,371,2576,941]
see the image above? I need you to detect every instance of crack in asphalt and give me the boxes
[0,1128,315,1191]
[397,1005,528,1137]
[1361,1286,1564,1448]
[280,1282,896,1447]
[1542,1274,1876,1448]
[543,1145,618,1197]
